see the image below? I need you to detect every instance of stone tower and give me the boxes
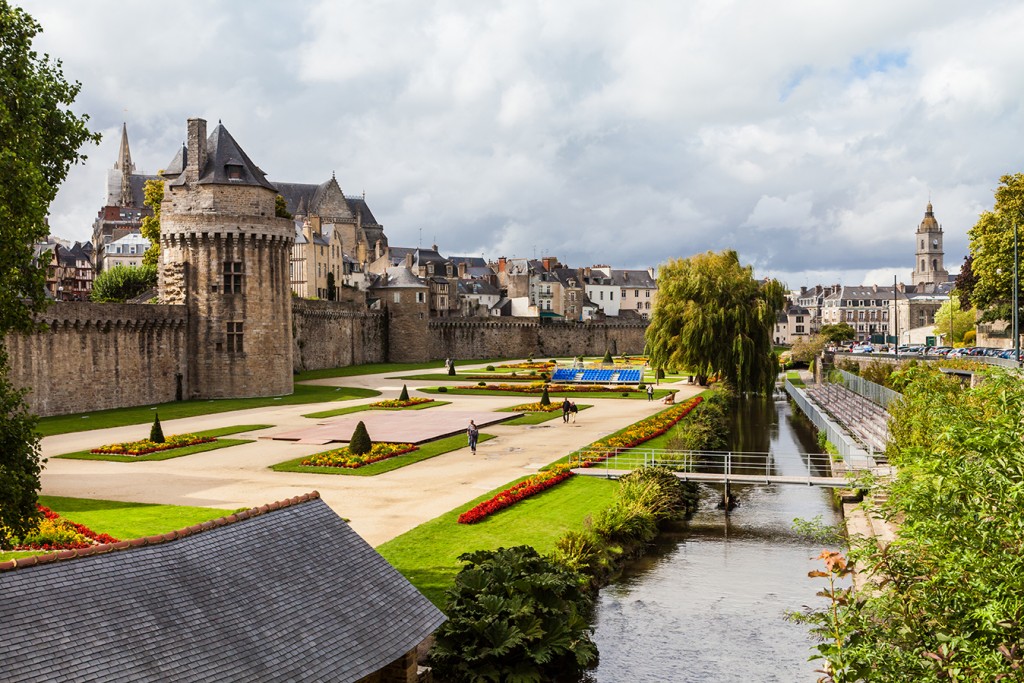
[158,118,294,399]
[911,202,949,287]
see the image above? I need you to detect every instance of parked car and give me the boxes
[852,344,874,353]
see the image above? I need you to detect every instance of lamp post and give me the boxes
[1014,220,1020,366]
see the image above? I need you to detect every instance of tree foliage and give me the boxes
[149,412,164,444]
[139,178,163,266]
[349,420,371,455]
[965,173,1024,325]
[932,294,976,344]
[819,323,856,343]
[645,250,784,393]
[0,1,98,545]
[802,367,1024,681]
[90,263,157,302]
[953,255,977,311]
[274,194,292,219]
[789,334,827,364]
[430,546,598,682]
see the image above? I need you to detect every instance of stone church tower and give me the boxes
[911,202,950,287]
[158,118,294,399]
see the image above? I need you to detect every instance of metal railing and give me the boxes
[784,379,875,469]
[835,369,901,409]
[568,448,836,479]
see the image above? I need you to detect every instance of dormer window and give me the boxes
[226,163,243,180]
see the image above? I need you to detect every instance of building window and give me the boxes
[417,291,425,303]
[223,261,243,293]
[634,289,639,297]
[599,291,604,300]
[610,291,614,300]
[226,322,243,353]
[645,301,651,309]
[645,290,650,298]
[226,164,243,180]
[621,289,626,298]
[795,325,805,333]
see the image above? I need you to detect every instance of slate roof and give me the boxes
[610,269,657,288]
[0,492,445,683]
[457,279,500,297]
[276,181,379,226]
[166,123,277,192]
[370,266,426,289]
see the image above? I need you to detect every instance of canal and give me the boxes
[586,394,841,682]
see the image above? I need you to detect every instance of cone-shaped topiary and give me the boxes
[150,412,165,443]
[602,350,613,364]
[448,359,456,376]
[540,385,551,406]
[399,384,410,401]
[349,421,372,455]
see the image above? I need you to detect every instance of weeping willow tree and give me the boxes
[646,250,785,394]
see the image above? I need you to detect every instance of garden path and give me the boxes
[38,363,702,547]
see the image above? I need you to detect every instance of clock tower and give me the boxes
[911,202,949,287]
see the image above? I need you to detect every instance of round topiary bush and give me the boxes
[621,392,629,397]
[349,421,372,455]
[399,384,410,401]
[486,365,495,371]
[438,386,448,393]
[638,382,646,390]
[478,381,487,386]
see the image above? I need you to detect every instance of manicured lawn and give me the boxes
[377,475,618,608]
[293,359,505,382]
[787,370,805,387]
[393,373,544,382]
[501,405,592,425]
[303,400,450,419]
[423,387,671,400]
[0,496,237,562]
[269,433,496,476]
[37,384,379,437]
[54,425,271,462]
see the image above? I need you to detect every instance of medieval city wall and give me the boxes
[416,319,648,362]
[5,302,188,417]
[292,299,387,371]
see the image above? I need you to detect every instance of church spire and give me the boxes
[114,123,136,207]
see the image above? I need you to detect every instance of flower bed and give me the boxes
[11,505,119,551]
[301,442,417,469]
[90,433,214,456]
[458,465,573,524]
[495,362,554,370]
[576,396,703,466]
[370,397,435,408]
[455,396,703,524]
[455,383,640,394]
[507,402,563,412]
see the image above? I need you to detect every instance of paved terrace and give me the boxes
[39,365,702,547]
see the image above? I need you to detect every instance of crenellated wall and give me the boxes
[292,299,387,371]
[4,302,188,417]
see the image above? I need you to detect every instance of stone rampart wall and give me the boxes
[424,319,648,361]
[4,302,188,417]
[292,299,387,371]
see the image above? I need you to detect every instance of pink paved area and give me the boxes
[268,410,518,445]
[38,363,703,546]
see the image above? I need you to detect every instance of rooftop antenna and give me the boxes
[418,227,422,248]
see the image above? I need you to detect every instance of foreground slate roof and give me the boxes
[0,492,446,682]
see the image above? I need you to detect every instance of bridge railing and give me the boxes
[568,448,835,479]
[784,379,875,469]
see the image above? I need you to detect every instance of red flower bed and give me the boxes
[576,396,703,467]
[12,505,119,551]
[455,383,640,394]
[458,465,573,524]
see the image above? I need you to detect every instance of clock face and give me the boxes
[932,239,939,247]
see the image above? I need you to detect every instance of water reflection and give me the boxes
[587,395,839,682]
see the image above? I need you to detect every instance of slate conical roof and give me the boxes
[198,123,277,191]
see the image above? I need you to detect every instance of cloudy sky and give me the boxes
[25,1,1024,288]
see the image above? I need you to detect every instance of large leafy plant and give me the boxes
[430,546,598,682]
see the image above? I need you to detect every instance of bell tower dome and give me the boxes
[911,201,949,287]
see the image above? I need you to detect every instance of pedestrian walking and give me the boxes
[569,402,578,423]
[561,397,571,423]
[467,420,479,454]
[646,384,654,401]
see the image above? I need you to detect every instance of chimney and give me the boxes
[458,262,467,279]
[498,256,507,273]
[186,118,207,180]
[404,252,413,269]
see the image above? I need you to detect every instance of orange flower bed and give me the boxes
[370,397,434,408]
[90,433,214,456]
[301,442,417,468]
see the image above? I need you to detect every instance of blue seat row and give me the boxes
[550,367,643,384]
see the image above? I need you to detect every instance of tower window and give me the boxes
[226,322,243,353]
[226,164,243,180]
[223,261,244,293]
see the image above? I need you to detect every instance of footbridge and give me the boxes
[568,449,853,488]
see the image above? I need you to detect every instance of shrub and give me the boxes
[666,390,730,452]
[602,350,613,364]
[593,502,657,545]
[477,381,486,386]
[437,386,448,393]
[430,546,598,681]
[621,392,629,397]
[551,529,608,582]
[149,412,164,444]
[638,382,646,390]
[486,365,495,371]
[90,263,158,303]
[447,360,456,376]
[656,368,665,380]
[540,385,551,406]
[619,466,698,517]
[398,384,410,401]
[349,421,372,455]
[962,329,976,345]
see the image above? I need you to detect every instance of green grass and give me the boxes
[423,387,672,400]
[269,433,496,476]
[293,359,506,381]
[377,476,619,607]
[787,370,805,387]
[0,496,237,562]
[394,373,545,382]
[37,384,379,437]
[500,405,592,425]
[53,425,271,462]
[302,400,450,419]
